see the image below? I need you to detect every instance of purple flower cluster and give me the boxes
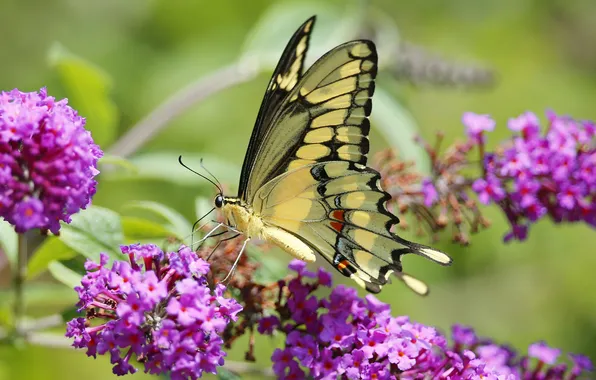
[261,261,592,379]
[0,88,102,233]
[66,244,242,378]
[421,110,595,241]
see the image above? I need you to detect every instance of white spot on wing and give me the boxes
[419,248,452,265]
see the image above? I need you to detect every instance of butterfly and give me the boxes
[211,15,452,294]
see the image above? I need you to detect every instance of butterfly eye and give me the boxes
[214,195,224,208]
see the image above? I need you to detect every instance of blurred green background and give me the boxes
[1,0,596,378]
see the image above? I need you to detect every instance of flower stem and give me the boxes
[13,233,28,337]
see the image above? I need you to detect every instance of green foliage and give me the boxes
[47,262,84,289]
[98,154,140,174]
[26,204,193,283]
[371,85,430,173]
[124,201,192,240]
[247,246,289,284]
[26,206,122,283]
[57,206,123,261]
[102,152,239,187]
[28,239,77,280]
[121,216,176,241]
[48,43,119,148]
[216,367,242,380]
[242,1,363,67]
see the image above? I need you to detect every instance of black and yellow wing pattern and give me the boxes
[229,16,451,294]
[238,16,315,201]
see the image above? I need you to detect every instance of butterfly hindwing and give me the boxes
[253,162,452,294]
[242,40,377,203]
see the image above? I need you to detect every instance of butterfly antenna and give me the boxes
[199,158,223,193]
[178,155,223,194]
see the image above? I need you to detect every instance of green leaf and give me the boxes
[122,216,177,240]
[0,283,76,310]
[27,238,77,280]
[48,261,82,289]
[193,197,220,240]
[0,304,11,327]
[98,154,139,173]
[125,201,191,240]
[61,305,79,323]
[0,220,17,269]
[102,152,239,188]
[247,246,288,284]
[242,2,364,69]
[48,43,119,148]
[370,86,430,174]
[59,206,123,261]
[195,196,216,220]
[217,367,242,380]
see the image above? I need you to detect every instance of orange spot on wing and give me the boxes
[331,209,345,221]
[337,260,349,271]
[330,221,343,232]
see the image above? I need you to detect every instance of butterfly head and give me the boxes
[214,194,225,208]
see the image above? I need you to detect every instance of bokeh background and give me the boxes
[1,0,595,379]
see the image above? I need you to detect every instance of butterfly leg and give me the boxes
[205,233,241,261]
[222,237,250,283]
[190,222,225,251]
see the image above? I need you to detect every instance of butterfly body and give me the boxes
[220,196,318,262]
[213,16,452,294]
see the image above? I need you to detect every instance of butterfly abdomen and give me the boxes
[261,226,316,262]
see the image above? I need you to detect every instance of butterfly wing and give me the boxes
[240,34,377,203]
[253,162,452,294]
[238,16,316,200]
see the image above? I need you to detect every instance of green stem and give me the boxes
[13,233,27,336]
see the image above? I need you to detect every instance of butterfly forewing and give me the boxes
[238,16,316,200]
[242,40,377,203]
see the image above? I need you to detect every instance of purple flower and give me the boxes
[452,324,478,346]
[0,88,102,233]
[463,112,495,143]
[570,354,594,376]
[508,111,540,138]
[529,341,561,365]
[66,244,241,379]
[472,177,506,205]
[316,267,332,287]
[257,315,280,335]
[503,223,528,242]
[421,178,439,207]
[288,259,316,278]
